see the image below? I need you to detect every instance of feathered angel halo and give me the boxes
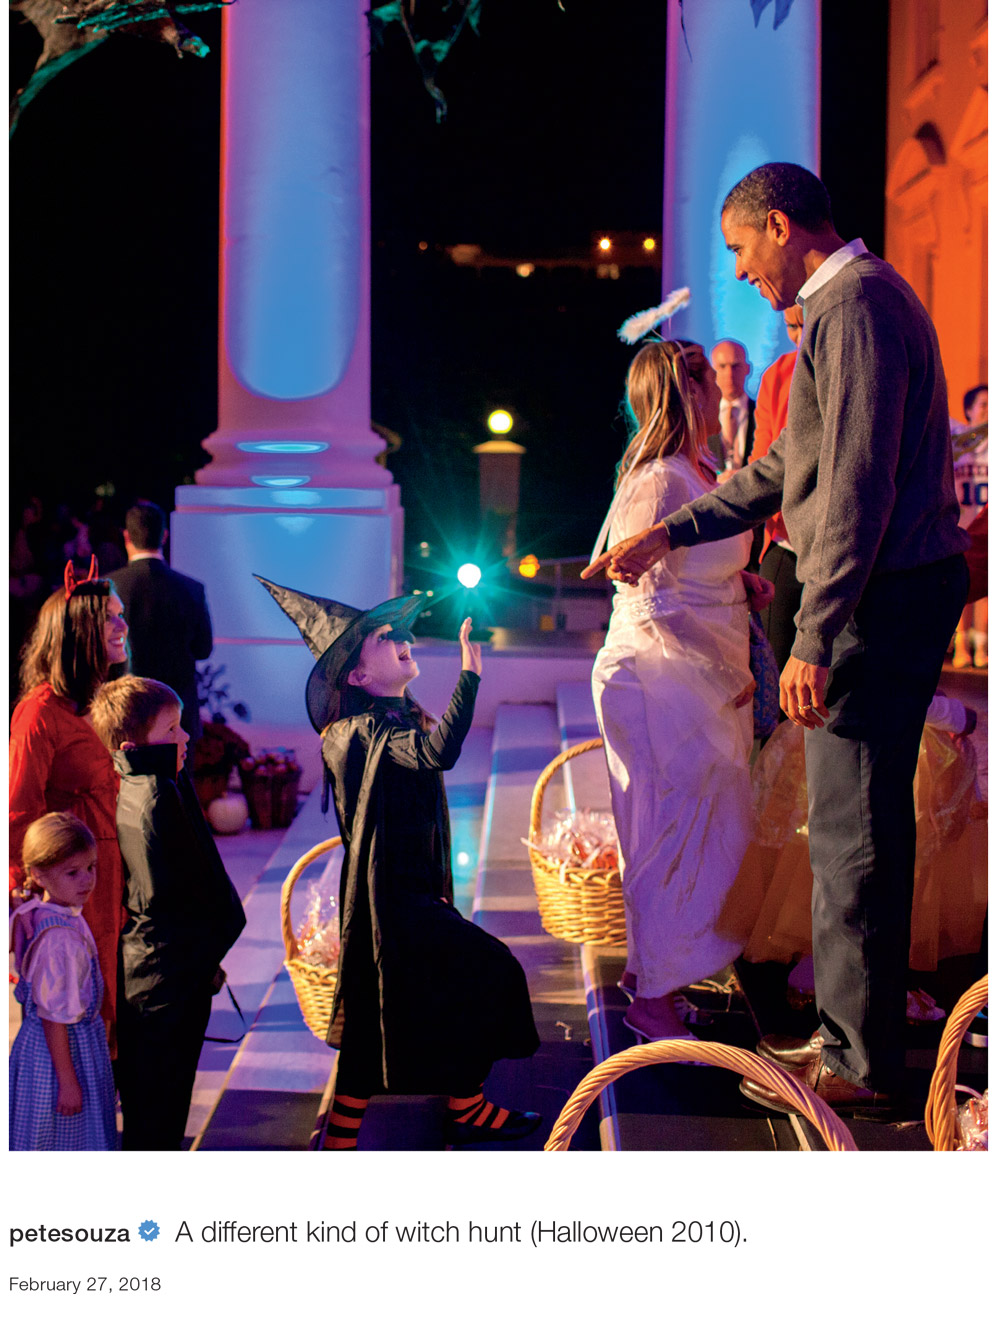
[617,286,691,344]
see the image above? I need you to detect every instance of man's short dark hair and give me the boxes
[963,383,988,418]
[125,501,166,550]
[722,162,834,233]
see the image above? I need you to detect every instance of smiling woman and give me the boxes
[9,565,129,1054]
[103,591,129,666]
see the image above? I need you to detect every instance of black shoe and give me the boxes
[446,1107,543,1145]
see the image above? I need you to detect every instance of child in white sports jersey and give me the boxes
[951,382,988,668]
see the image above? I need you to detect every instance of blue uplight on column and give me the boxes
[225,1,361,401]
[664,1,821,387]
[237,442,330,454]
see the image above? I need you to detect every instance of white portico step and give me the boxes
[468,701,602,1151]
[472,702,563,937]
[555,681,611,814]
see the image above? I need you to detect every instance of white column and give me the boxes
[172,0,402,766]
[663,0,821,382]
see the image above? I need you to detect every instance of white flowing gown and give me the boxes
[592,454,754,997]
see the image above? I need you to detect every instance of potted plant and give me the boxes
[190,663,251,809]
[238,748,303,830]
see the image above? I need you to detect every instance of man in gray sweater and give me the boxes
[585,163,969,1113]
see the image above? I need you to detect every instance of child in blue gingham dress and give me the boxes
[9,813,117,1151]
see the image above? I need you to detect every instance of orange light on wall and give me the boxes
[598,236,612,252]
[518,554,540,578]
[643,237,657,252]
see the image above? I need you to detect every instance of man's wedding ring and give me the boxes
[799,703,813,711]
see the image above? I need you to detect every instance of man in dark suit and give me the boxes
[708,339,760,566]
[110,503,213,742]
[708,339,756,475]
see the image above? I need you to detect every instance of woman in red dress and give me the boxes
[9,560,130,1052]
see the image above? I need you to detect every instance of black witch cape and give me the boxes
[321,671,538,1094]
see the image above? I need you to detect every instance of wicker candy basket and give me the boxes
[924,973,988,1151]
[528,737,626,946]
[280,837,343,1040]
[545,1039,859,1151]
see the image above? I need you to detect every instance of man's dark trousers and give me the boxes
[804,554,969,1092]
[758,542,803,676]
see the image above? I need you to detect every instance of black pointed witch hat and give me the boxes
[254,576,359,660]
[254,575,427,732]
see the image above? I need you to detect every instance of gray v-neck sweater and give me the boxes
[663,253,968,666]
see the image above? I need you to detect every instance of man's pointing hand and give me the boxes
[580,522,672,585]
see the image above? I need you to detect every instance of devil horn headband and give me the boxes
[63,555,100,601]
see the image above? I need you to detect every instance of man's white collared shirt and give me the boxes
[719,393,750,469]
[797,237,868,309]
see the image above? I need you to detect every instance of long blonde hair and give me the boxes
[615,340,710,490]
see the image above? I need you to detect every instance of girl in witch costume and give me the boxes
[257,578,541,1148]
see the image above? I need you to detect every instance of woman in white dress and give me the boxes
[592,340,767,1041]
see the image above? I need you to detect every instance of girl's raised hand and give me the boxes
[459,617,482,676]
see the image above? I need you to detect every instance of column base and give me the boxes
[171,484,403,754]
[172,484,403,625]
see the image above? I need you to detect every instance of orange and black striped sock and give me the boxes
[323,1093,369,1150]
[447,1093,511,1131]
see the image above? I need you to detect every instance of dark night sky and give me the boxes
[8,1,888,566]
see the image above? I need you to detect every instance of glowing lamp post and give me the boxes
[486,409,514,435]
[473,415,526,559]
